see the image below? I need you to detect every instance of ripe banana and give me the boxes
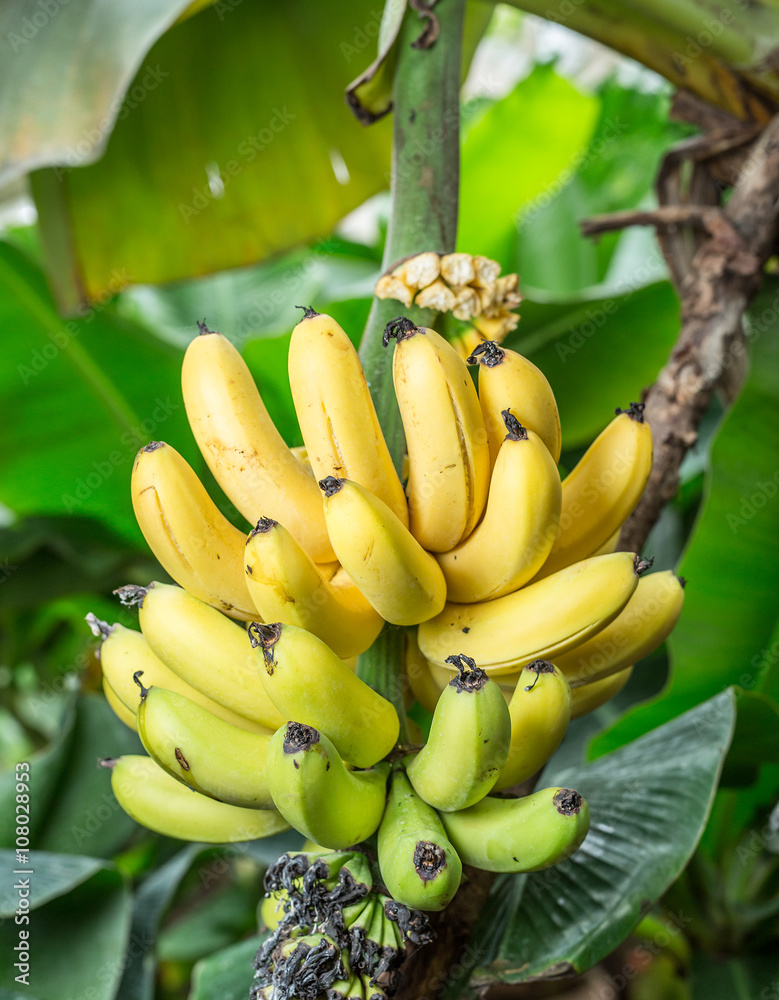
[181,324,333,562]
[103,678,137,731]
[266,723,389,849]
[89,614,268,734]
[119,581,285,731]
[103,755,289,843]
[288,308,409,525]
[136,683,274,808]
[405,654,511,811]
[492,660,572,791]
[535,404,653,579]
[320,477,446,626]
[555,570,685,686]
[418,551,644,674]
[436,411,562,602]
[385,319,490,552]
[130,441,255,619]
[249,621,399,768]
[244,517,383,658]
[378,766,462,911]
[440,786,590,873]
[469,341,561,464]
[571,667,633,718]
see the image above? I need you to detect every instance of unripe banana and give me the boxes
[320,477,446,626]
[492,660,572,791]
[130,441,255,619]
[249,621,399,768]
[418,551,645,674]
[244,517,383,658]
[260,890,289,932]
[405,654,511,811]
[289,308,408,525]
[440,786,590,873]
[181,324,334,562]
[535,404,653,579]
[386,319,490,552]
[555,570,685,686]
[469,340,561,466]
[103,678,137,731]
[119,582,285,731]
[378,767,462,911]
[436,412,562,602]
[266,723,388,849]
[571,667,633,718]
[136,683,274,808]
[89,614,268,734]
[103,755,288,843]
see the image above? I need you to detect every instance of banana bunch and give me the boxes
[252,851,433,1000]
[91,291,684,946]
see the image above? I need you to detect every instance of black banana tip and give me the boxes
[251,517,278,536]
[113,584,151,608]
[445,653,488,691]
[283,722,320,753]
[413,841,447,882]
[467,340,504,367]
[140,441,165,453]
[318,476,344,497]
[295,305,320,319]
[85,613,114,641]
[196,319,216,335]
[133,670,150,701]
[554,788,584,816]
[382,316,420,347]
[502,409,528,441]
[634,555,654,576]
[248,622,282,671]
[615,401,646,422]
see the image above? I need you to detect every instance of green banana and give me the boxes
[440,786,590,872]
[103,755,288,843]
[405,654,511,811]
[266,723,389,849]
[493,660,572,791]
[135,682,273,808]
[249,621,398,768]
[378,767,462,911]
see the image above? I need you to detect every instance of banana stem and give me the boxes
[356,0,466,739]
[358,0,465,475]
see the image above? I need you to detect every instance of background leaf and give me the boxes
[467,690,735,987]
[33,0,393,304]
[189,935,265,1000]
[0,850,107,915]
[591,280,779,758]
[0,0,194,184]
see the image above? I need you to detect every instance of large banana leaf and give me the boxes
[32,0,392,308]
[464,690,734,989]
[592,279,779,758]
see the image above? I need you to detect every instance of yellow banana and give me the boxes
[405,654,511,811]
[181,324,334,562]
[469,341,561,464]
[535,404,653,579]
[436,412,561,602]
[320,477,446,626]
[418,551,645,674]
[136,683,274,808]
[385,319,490,552]
[492,661,572,791]
[103,755,289,843]
[130,441,255,619]
[571,667,633,718]
[593,528,620,556]
[555,570,685,686]
[118,581,285,731]
[249,621,399,767]
[89,614,268,734]
[266,723,389,849]
[103,678,137,731]
[288,308,408,525]
[244,517,383,658]
[440,786,590,873]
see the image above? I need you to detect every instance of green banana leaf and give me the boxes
[189,935,265,1000]
[0,0,196,185]
[591,279,779,759]
[32,0,392,308]
[463,690,735,989]
[0,850,108,914]
[0,867,131,1000]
